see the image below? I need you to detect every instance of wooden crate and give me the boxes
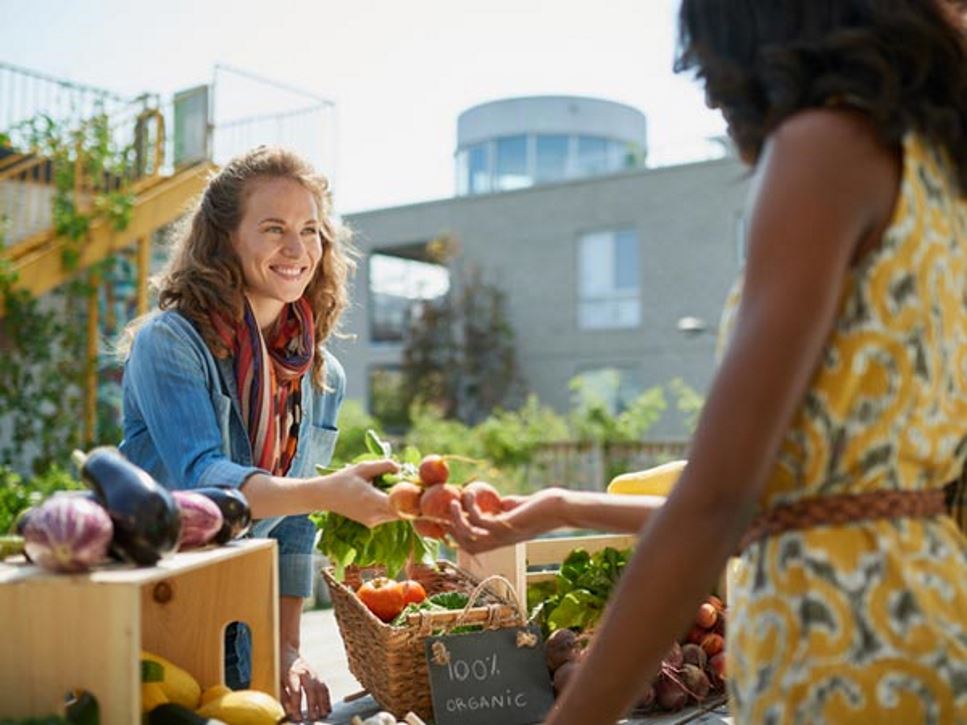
[458,532,731,611]
[0,538,279,722]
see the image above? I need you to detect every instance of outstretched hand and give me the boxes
[448,487,565,553]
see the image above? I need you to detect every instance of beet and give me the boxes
[23,496,113,573]
[682,643,707,670]
[172,491,223,548]
[655,675,688,711]
[681,663,711,702]
[637,682,656,709]
[664,641,684,669]
[544,628,578,672]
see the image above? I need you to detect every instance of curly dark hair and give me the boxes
[675,0,967,194]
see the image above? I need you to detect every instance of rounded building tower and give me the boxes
[455,95,647,196]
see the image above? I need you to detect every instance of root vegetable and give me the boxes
[462,481,502,515]
[708,652,727,686]
[684,624,707,644]
[655,676,688,711]
[663,641,684,669]
[696,602,718,629]
[681,643,707,670]
[681,664,710,702]
[701,633,725,657]
[552,661,579,695]
[544,628,578,672]
[419,484,461,527]
[388,482,422,517]
[418,455,449,486]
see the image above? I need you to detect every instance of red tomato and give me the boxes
[356,577,405,622]
[400,580,427,605]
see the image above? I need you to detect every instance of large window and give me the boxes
[578,228,641,329]
[495,135,529,191]
[369,253,450,342]
[535,134,568,183]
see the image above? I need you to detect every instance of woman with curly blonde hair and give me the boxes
[120,146,396,720]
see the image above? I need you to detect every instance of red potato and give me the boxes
[462,481,502,514]
[388,482,422,518]
[418,454,449,486]
[544,628,578,672]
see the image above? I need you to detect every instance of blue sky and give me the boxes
[2,0,725,214]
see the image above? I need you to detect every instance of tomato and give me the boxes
[356,577,405,622]
[400,579,427,606]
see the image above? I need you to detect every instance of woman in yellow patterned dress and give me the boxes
[451,1,967,723]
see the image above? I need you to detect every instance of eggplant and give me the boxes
[72,447,181,565]
[191,486,252,543]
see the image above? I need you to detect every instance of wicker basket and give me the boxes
[323,560,526,719]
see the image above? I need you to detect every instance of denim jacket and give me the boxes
[119,309,343,598]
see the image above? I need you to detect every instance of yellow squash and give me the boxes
[607,459,687,496]
[141,651,201,710]
[196,689,285,725]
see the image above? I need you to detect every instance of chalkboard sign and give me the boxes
[424,625,555,725]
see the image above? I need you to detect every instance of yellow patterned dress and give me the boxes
[720,134,967,724]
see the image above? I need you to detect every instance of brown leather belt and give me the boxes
[738,487,949,552]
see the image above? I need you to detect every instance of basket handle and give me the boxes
[440,574,528,635]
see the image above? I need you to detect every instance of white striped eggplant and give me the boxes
[22,495,113,573]
[172,491,223,548]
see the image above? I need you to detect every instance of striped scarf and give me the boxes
[213,298,315,475]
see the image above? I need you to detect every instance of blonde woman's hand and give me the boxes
[322,459,399,527]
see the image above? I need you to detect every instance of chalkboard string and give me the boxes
[430,640,451,666]
[515,630,538,648]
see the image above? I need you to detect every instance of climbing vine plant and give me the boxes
[0,111,136,473]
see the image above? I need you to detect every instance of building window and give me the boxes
[468,143,491,195]
[369,253,450,342]
[535,134,568,183]
[577,228,641,329]
[494,135,529,191]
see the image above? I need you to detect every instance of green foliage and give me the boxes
[568,372,668,444]
[0,464,84,534]
[475,395,569,468]
[669,376,705,433]
[529,546,631,635]
[1,110,137,472]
